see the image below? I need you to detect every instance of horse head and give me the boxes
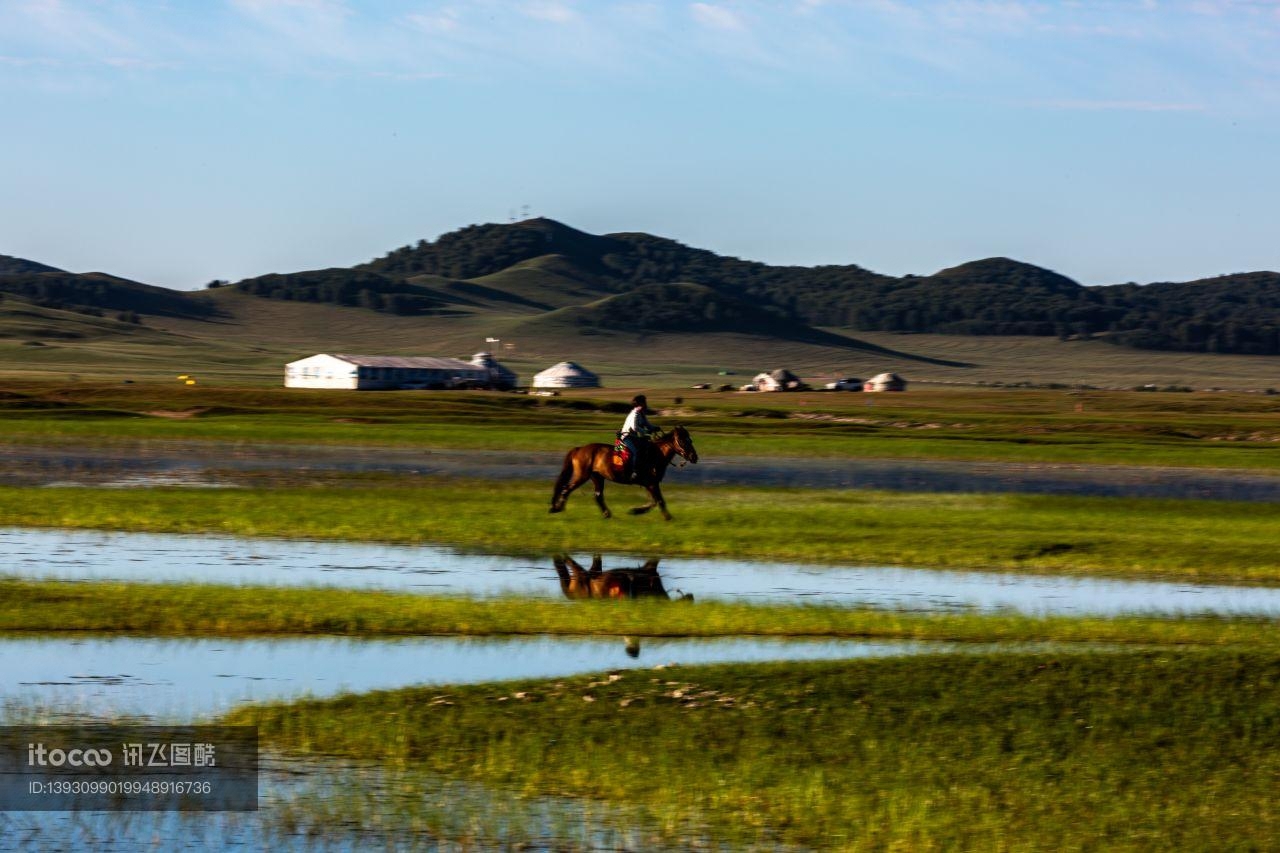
[670,424,698,464]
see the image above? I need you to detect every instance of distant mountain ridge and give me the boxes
[354,218,1280,354]
[5,222,1280,354]
[0,261,215,320]
[0,255,63,276]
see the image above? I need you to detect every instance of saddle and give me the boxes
[613,437,639,481]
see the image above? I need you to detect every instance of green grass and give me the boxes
[3,577,1276,645]
[8,284,1280,391]
[4,379,1280,469]
[9,411,1280,470]
[226,649,1280,850]
[3,480,1280,584]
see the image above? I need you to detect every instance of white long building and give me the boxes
[285,353,517,390]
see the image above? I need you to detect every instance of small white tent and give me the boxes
[864,372,907,392]
[532,361,600,389]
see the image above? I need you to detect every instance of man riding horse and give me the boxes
[550,399,698,520]
[616,394,658,483]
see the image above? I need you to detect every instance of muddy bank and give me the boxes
[3,441,1280,501]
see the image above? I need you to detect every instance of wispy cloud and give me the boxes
[12,0,136,52]
[523,1,577,24]
[0,0,1276,113]
[228,0,359,63]
[1034,98,1208,112]
[0,53,62,67]
[690,2,745,31]
[101,56,179,71]
[404,8,461,34]
[935,0,1036,33]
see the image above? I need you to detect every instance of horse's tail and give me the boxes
[550,450,576,512]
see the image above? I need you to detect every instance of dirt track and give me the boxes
[4,442,1280,502]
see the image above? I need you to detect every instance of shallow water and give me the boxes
[0,635,935,721]
[0,758,734,852]
[8,441,1280,500]
[5,526,1280,616]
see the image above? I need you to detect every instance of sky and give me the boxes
[1,0,1278,290]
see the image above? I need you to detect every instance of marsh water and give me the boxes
[6,519,1279,850]
[0,760,725,852]
[5,526,1280,616]
[0,634,942,721]
[6,441,1280,500]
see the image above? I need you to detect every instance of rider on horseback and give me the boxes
[617,394,658,483]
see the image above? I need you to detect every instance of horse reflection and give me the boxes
[553,555,692,659]
[554,554,691,601]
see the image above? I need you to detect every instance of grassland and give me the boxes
[4,378,1280,470]
[4,377,1280,585]
[5,286,1280,390]
[226,650,1280,850]
[4,576,1277,645]
[6,288,1280,850]
[3,480,1279,584]
[3,371,1278,847]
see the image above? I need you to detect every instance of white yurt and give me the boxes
[532,361,600,389]
[864,372,907,392]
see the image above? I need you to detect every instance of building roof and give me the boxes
[534,361,598,378]
[328,354,480,370]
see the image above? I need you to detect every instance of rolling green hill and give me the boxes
[291,218,1280,355]
[3,219,1279,387]
[0,269,213,320]
[13,219,1280,354]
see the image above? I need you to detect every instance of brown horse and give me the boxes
[549,425,698,520]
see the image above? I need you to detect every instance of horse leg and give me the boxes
[550,460,573,513]
[628,484,659,516]
[553,555,574,597]
[633,484,671,521]
[550,463,591,514]
[589,472,611,518]
[654,484,671,520]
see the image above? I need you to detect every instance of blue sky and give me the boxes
[1,0,1278,289]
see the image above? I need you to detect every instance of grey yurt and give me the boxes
[470,352,518,390]
[532,361,600,389]
[753,368,805,392]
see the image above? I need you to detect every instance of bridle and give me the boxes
[664,428,695,468]
[647,427,695,469]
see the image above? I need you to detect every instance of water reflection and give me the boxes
[8,527,1280,616]
[554,554,693,602]
[554,554,694,659]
